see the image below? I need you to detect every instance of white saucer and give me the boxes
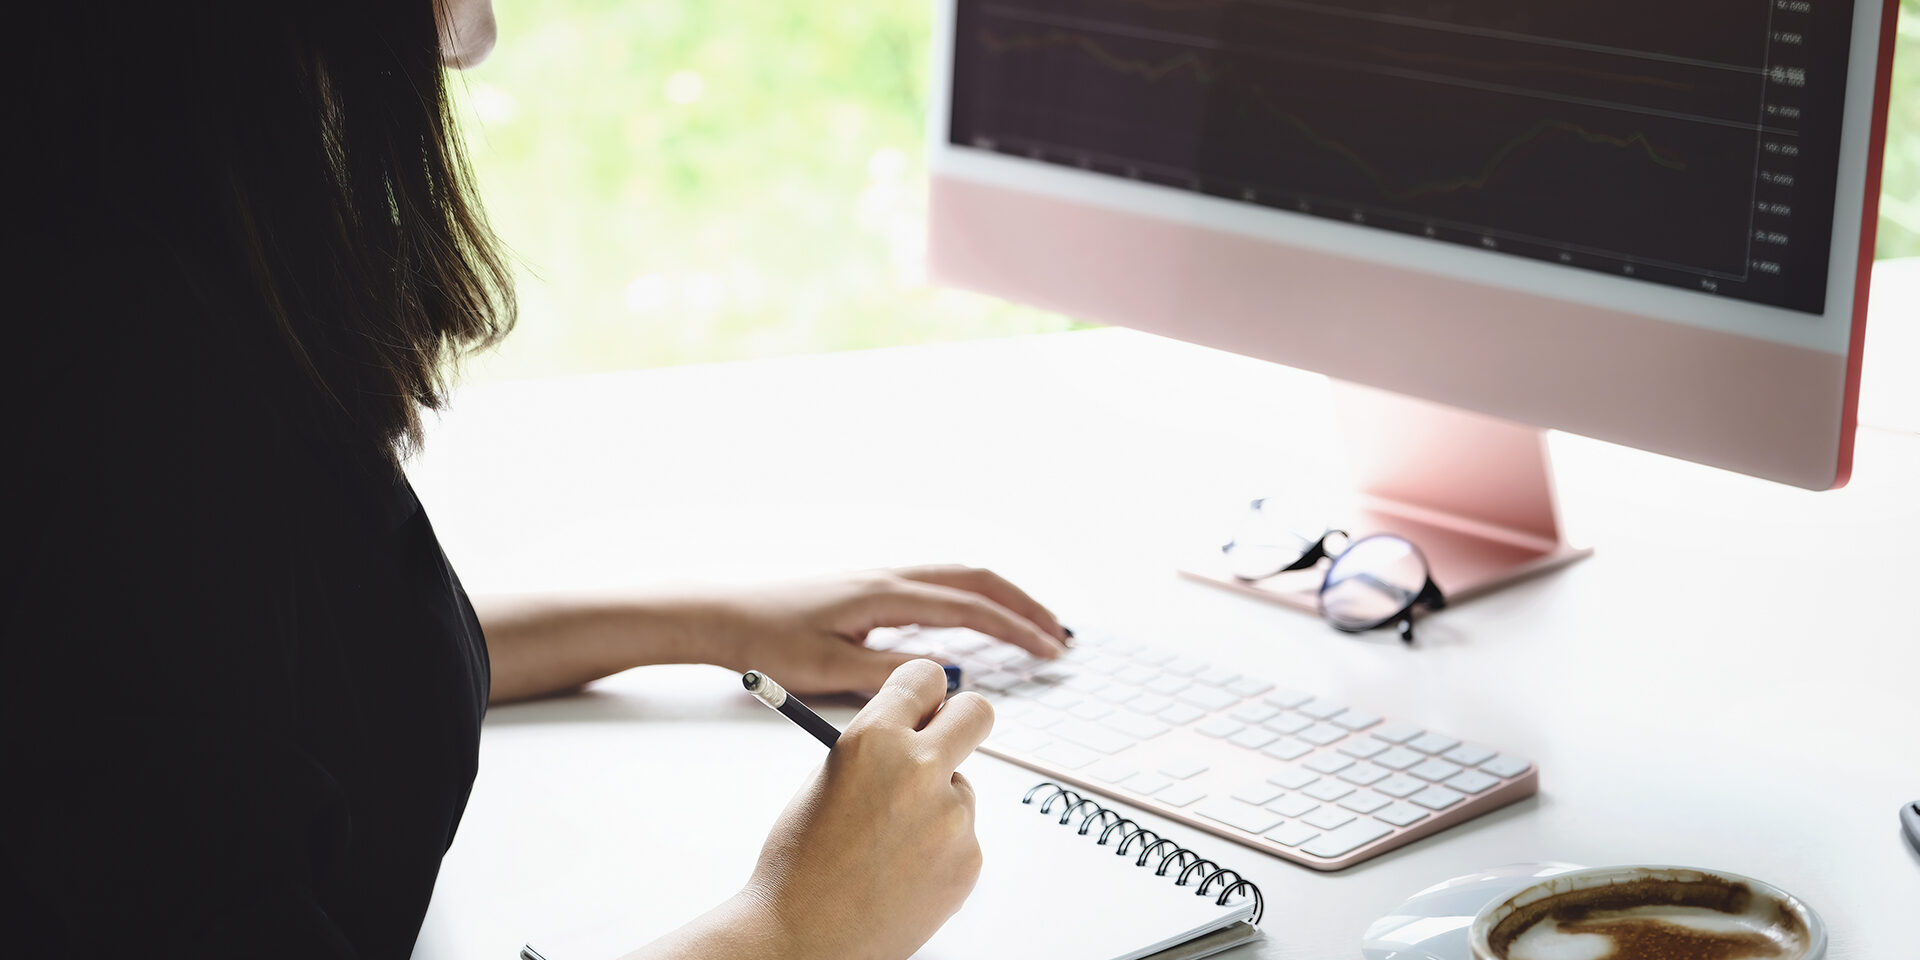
[1359,863,1588,960]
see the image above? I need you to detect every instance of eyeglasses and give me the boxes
[1222,499,1447,644]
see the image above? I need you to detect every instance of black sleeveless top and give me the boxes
[1,256,489,958]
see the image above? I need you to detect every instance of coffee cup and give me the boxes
[1467,865,1825,960]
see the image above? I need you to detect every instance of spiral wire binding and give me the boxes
[1021,781,1265,924]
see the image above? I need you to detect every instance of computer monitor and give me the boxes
[926,0,1900,607]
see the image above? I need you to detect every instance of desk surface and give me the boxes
[410,327,1917,959]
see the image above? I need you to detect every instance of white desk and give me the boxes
[410,325,1918,959]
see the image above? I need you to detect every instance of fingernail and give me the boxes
[1061,625,1075,641]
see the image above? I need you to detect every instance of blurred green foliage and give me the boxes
[1882,0,1920,258]
[453,0,1920,382]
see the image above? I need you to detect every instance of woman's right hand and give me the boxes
[742,659,992,959]
[629,659,991,960]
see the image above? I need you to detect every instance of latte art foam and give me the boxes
[1505,904,1806,960]
[1486,870,1813,960]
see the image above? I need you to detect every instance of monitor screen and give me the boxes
[946,0,1859,315]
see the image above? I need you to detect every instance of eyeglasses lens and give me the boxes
[1319,535,1429,630]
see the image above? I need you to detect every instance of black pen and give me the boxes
[742,670,842,747]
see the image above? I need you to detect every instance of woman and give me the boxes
[4,2,1067,956]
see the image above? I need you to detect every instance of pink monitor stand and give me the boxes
[1182,380,1591,613]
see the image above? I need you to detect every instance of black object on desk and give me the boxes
[1903,801,1920,854]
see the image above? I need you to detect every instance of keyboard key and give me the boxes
[1299,723,1348,746]
[1126,693,1173,715]
[943,631,991,653]
[1301,819,1393,858]
[1156,783,1206,807]
[978,645,1029,666]
[1304,753,1354,775]
[1005,679,1051,699]
[1264,689,1314,709]
[1337,790,1391,814]
[1068,701,1113,721]
[1196,801,1283,835]
[1337,762,1389,786]
[1062,673,1110,694]
[1262,713,1312,735]
[1101,711,1171,740]
[1374,802,1430,827]
[973,670,1023,693]
[1178,685,1240,711]
[1228,727,1280,750]
[1266,794,1319,818]
[1265,822,1320,847]
[1164,657,1210,677]
[1444,770,1501,795]
[1096,683,1143,705]
[1374,746,1425,770]
[1260,737,1314,761]
[1371,720,1423,743]
[1145,675,1192,696]
[1410,758,1464,781]
[1302,779,1354,803]
[1125,774,1171,796]
[1195,716,1245,738]
[1159,761,1209,780]
[1090,760,1137,783]
[1158,703,1206,725]
[1051,720,1135,755]
[1409,732,1461,754]
[1133,647,1177,666]
[1036,689,1082,710]
[1230,782,1285,805]
[1338,736,1390,759]
[1113,665,1158,685]
[1081,655,1130,675]
[992,698,1034,720]
[988,729,1049,752]
[1229,702,1280,724]
[1443,743,1497,766]
[1481,755,1533,778]
[1033,743,1098,770]
[1226,677,1275,698]
[1302,806,1356,830]
[1332,710,1382,731]
[1298,698,1347,720]
[1267,768,1318,790]
[1410,785,1466,810]
[1196,666,1241,687]
[1374,774,1426,798]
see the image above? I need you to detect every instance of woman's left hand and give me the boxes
[688,565,1070,695]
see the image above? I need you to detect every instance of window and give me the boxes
[452,0,1918,383]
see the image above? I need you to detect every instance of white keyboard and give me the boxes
[872,626,1538,870]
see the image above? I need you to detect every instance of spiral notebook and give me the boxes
[522,781,1263,960]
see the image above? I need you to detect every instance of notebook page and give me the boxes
[912,783,1257,960]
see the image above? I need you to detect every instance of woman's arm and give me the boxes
[477,565,1071,704]
[473,591,705,703]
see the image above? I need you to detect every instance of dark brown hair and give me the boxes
[19,1,514,459]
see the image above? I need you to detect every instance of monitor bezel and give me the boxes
[926,0,1892,359]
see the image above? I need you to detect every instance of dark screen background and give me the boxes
[949,0,1860,314]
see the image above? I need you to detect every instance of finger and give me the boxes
[851,658,949,732]
[818,642,922,696]
[920,691,994,769]
[870,581,1067,660]
[895,565,1069,641]
[949,769,977,809]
